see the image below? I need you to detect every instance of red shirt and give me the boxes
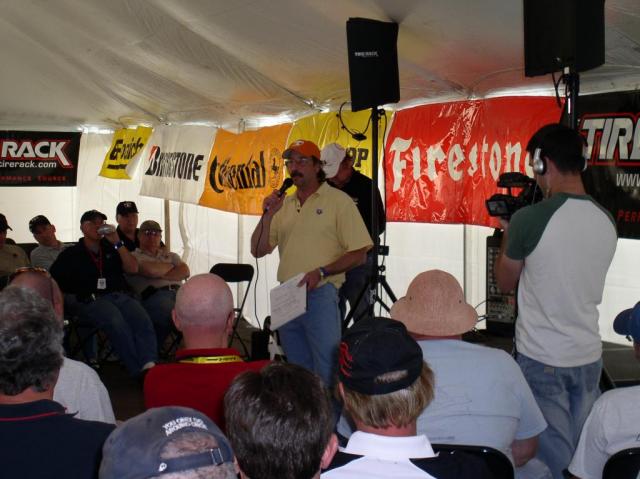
[144,348,270,430]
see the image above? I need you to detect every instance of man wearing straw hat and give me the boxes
[389,269,550,479]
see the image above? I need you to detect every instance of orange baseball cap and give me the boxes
[282,139,321,160]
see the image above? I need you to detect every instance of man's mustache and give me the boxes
[290,171,303,178]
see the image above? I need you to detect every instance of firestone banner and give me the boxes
[578,90,640,239]
[385,97,560,226]
[99,126,153,179]
[198,124,292,215]
[288,110,387,178]
[139,125,216,204]
[0,130,81,186]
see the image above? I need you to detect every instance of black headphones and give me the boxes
[532,145,588,176]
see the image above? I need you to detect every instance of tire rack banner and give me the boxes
[99,126,153,179]
[577,90,640,239]
[385,97,561,226]
[287,110,387,179]
[139,125,216,204]
[198,124,292,215]
[0,130,81,186]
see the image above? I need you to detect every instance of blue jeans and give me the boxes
[70,292,158,376]
[339,253,373,325]
[142,288,176,346]
[278,283,341,387]
[517,353,602,479]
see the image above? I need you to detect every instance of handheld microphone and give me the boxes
[264,178,294,213]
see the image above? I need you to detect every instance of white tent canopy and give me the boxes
[0,0,639,344]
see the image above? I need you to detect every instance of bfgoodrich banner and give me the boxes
[577,90,640,239]
[0,131,81,186]
[139,125,216,204]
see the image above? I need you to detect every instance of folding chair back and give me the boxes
[210,263,254,355]
[603,447,640,478]
[431,443,514,479]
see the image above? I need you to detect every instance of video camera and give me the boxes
[485,172,542,220]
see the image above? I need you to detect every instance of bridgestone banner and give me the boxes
[139,125,216,204]
[0,130,81,186]
[577,90,640,239]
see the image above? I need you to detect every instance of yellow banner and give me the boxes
[100,126,153,179]
[198,124,292,215]
[287,110,387,178]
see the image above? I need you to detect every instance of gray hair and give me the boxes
[0,287,63,395]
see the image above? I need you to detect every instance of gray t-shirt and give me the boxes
[31,242,70,270]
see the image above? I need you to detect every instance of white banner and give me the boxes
[139,125,217,204]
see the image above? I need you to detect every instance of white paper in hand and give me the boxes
[269,273,307,330]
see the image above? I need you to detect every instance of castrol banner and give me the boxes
[139,125,216,204]
[99,126,153,179]
[0,130,81,186]
[198,124,292,215]
[385,97,560,226]
[577,90,640,239]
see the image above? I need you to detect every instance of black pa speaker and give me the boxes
[523,0,605,77]
[346,18,400,112]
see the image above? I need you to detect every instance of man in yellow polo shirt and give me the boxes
[251,139,372,386]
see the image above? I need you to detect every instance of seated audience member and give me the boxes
[568,302,640,479]
[100,406,237,479]
[115,201,140,251]
[388,270,550,478]
[144,273,270,428]
[0,287,114,479]
[325,317,490,478]
[225,362,337,479]
[9,268,115,423]
[0,213,29,276]
[28,215,71,270]
[50,209,157,377]
[127,220,189,346]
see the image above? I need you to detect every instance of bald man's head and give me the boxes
[8,271,64,320]
[174,274,234,333]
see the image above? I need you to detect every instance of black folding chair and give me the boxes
[603,447,640,478]
[210,263,254,357]
[431,443,514,479]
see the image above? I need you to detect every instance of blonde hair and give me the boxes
[341,362,434,429]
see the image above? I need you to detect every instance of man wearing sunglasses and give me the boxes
[127,220,190,346]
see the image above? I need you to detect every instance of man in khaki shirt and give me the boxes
[251,139,372,386]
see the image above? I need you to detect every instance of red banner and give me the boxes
[385,97,560,226]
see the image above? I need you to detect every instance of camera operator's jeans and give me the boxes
[141,288,176,347]
[278,283,340,387]
[338,252,373,326]
[67,292,158,376]
[517,353,602,479]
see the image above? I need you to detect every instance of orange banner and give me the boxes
[198,124,292,215]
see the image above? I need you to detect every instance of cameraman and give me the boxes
[494,124,617,479]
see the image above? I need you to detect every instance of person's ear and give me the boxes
[320,433,339,470]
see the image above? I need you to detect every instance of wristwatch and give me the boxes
[114,240,125,250]
[319,267,329,280]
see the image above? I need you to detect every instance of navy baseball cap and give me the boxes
[80,210,107,224]
[339,317,424,395]
[0,213,12,231]
[613,302,640,343]
[100,406,234,479]
[116,201,139,216]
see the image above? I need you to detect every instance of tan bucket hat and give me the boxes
[390,270,477,336]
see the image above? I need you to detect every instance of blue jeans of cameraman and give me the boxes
[517,353,602,479]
